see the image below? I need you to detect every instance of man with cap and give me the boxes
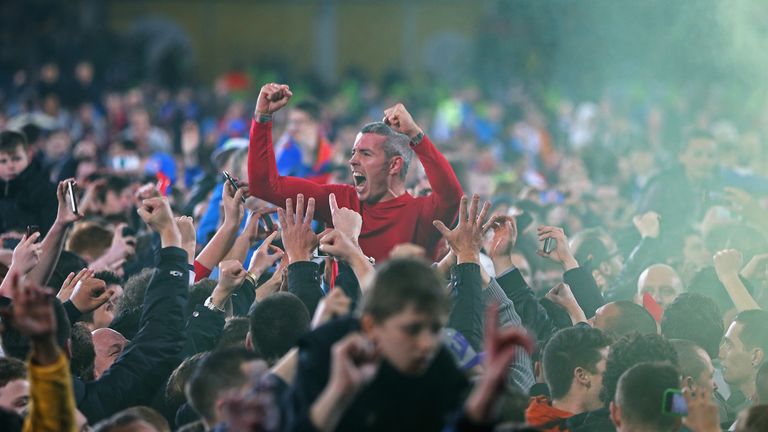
[196,137,249,245]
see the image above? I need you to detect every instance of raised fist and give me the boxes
[383,103,422,139]
[255,83,293,115]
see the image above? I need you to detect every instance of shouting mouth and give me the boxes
[353,171,367,192]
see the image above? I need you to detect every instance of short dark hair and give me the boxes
[186,348,261,424]
[614,362,681,431]
[363,258,448,323]
[165,352,208,414]
[756,362,768,405]
[248,292,310,364]
[669,339,709,385]
[0,130,28,153]
[1,298,71,360]
[736,404,768,432]
[601,333,679,405]
[293,99,321,122]
[602,301,657,337]
[733,310,768,354]
[92,406,170,432]
[359,122,413,181]
[218,317,250,350]
[70,322,95,381]
[96,175,132,204]
[662,293,724,359]
[0,357,27,388]
[543,326,611,400]
[48,250,88,292]
[94,271,123,288]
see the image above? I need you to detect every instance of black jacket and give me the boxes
[448,263,485,351]
[285,317,472,432]
[497,266,603,343]
[0,158,57,235]
[286,261,325,316]
[73,247,189,423]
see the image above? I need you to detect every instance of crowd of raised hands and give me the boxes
[1,166,763,432]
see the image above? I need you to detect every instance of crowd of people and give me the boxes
[0,57,766,432]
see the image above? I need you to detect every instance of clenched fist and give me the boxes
[383,103,422,139]
[255,83,293,115]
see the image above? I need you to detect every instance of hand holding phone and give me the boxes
[67,180,79,215]
[223,171,246,203]
[662,389,688,416]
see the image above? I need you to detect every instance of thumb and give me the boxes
[432,220,450,237]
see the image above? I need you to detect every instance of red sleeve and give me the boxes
[414,134,463,227]
[247,119,355,225]
[193,260,211,282]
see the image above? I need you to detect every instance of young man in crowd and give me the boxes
[720,309,768,421]
[0,130,58,234]
[0,357,28,416]
[526,326,611,430]
[248,83,463,262]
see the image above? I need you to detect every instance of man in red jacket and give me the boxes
[248,83,463,263]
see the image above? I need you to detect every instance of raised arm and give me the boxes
[714,249,761,311]
[28,179,83,286]
[194,182,244,275]
[385,103,462,217]
[77,197,188,423]
[248,83,351,225]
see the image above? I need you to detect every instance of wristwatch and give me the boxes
[410,131,424,146]
[254,112,272,123]
[204,296,225,313]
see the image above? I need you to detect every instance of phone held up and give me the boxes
[67,180,79,215]
[222,171,246,204]
[662,389,688,416]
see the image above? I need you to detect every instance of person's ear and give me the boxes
[575,366,591,387]
[609,401,622,428]
[751,348,765,368]
[361,314,376,337]
[684,375,695,391]
[388,156,404,178]
[245,331,254,351]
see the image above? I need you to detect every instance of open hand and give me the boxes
[433,194,490,264]
[277,194,318,263]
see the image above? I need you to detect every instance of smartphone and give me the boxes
[26,225,40,242]
[543,238,557,254]
[67,180,79,215]
[662,389,688,416]
[223,171,246,203]
[260,213,275,232]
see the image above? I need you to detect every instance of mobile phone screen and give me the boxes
[663,389,688,416]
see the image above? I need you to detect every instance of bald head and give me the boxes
[637,264,684,309]
[92,328,128,379]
